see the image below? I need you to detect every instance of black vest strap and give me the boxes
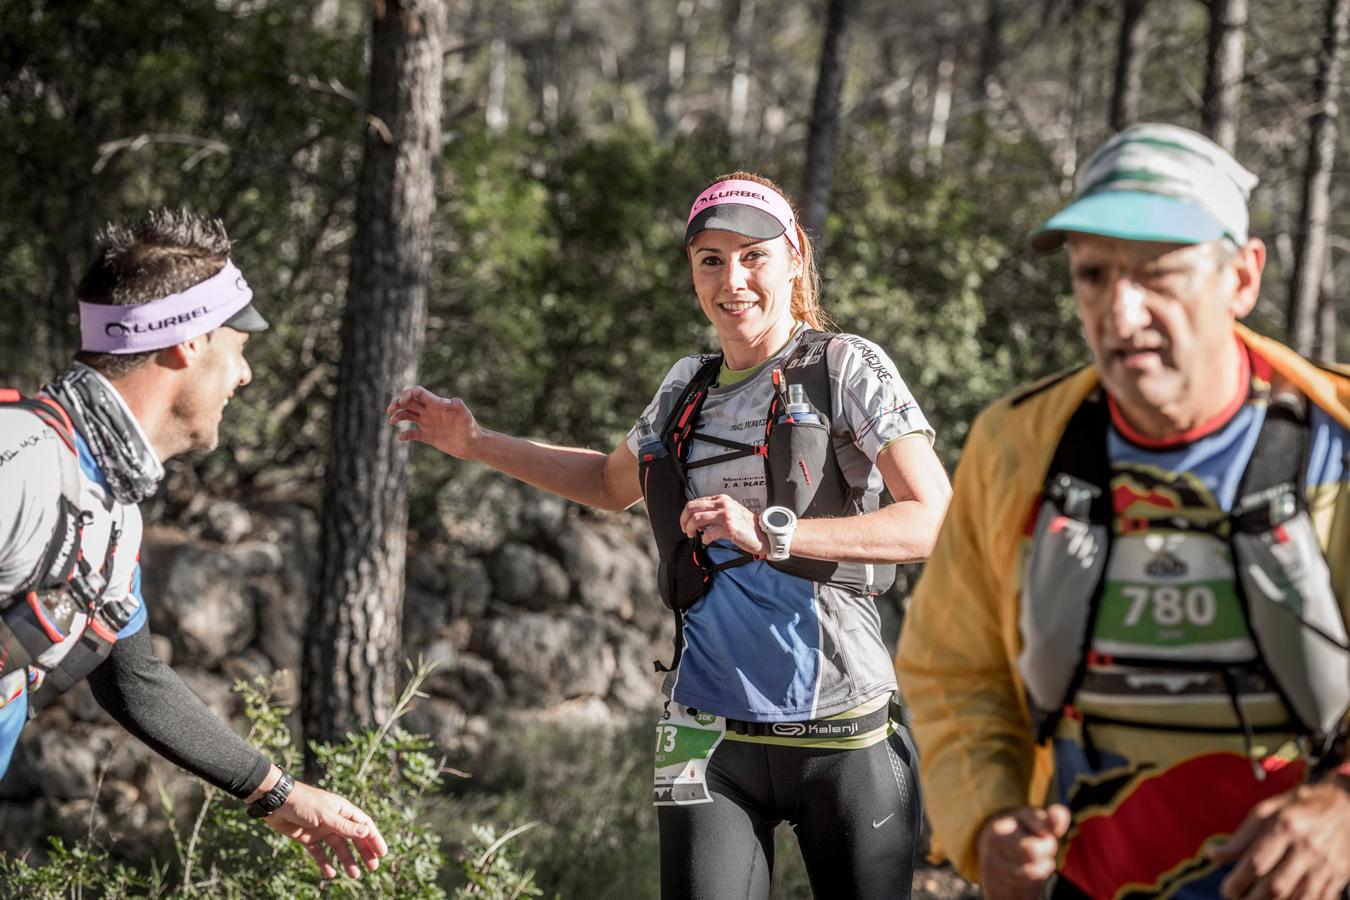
[1045,390,1113,527]
[1032,390,1113,742]
[648,356,723,671]
[1231,389,1307,530]
[687,433,761,453]
[666,359,721,469]
[682,429,764,471]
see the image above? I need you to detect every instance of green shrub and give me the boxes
[0,665,540,900]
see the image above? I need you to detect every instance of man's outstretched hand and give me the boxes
[262,780,389,879]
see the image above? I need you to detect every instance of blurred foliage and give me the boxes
[0,0,363,514]
[2,0,1342,515]
[825,121,1087,458]
[0,0,1103,530]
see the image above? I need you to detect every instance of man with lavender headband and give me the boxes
[0,209,388,880]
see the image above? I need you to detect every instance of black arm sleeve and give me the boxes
[85,625,271,799]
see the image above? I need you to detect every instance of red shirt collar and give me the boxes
[1106,336,1254,449]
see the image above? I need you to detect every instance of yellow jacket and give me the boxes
[895,325,1350,881]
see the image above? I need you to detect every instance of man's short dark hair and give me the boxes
[74,208,232,379]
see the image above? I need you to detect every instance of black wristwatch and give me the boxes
[246,771,295,818]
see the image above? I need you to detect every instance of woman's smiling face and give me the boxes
[688,229,800,369]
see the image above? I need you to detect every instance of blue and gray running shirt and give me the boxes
[626,326,934,722]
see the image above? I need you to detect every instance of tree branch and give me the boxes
[93,134,231,174]
[285,73,362,107]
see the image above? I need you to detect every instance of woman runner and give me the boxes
[388,171,950,899]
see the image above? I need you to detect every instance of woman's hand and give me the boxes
[680,494,767,555]
[387,386,482,459]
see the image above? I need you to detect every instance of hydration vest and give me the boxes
[638,330,897,671]
[1017,384,1350,770]
[0,390,135,706]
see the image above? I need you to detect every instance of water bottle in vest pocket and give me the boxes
[766,380,835,517]
[0,589,84,678]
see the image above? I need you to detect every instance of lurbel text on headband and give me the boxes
[78,260,253,355]
[685,178,801,254]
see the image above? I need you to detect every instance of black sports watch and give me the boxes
[246,771,295,818]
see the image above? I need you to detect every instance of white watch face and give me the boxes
[763,508,794,530]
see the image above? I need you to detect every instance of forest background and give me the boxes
[1,0,1347,896]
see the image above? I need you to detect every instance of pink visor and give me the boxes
[684,179,800,253]
[79,260,260,354]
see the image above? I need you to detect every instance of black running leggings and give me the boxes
[657,726,921,899]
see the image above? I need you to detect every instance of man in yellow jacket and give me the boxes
[898,123,1350,900]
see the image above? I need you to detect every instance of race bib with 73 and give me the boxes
[653,703,726,806]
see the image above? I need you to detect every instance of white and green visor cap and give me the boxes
[1031,123,1259,252]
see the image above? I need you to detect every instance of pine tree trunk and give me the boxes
[727,0,756,152]
[800,0,854,243]
[926,44,955,164]
[1290,0,1349,356]
[1110,0,1149,132]
[1062,7,1087,183]
[658,0,696,140]
[302,0,445,767]
[1202,0,1247,152]
[1318,265,1338,360]
[486,35,508,133]
[978,0,1005,99]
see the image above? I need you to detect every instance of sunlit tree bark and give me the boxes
[303,0,446,768]
[1290,0,1349,356]
[1202,0,1247,152]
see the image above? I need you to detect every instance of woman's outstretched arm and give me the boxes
[387,386,642,511]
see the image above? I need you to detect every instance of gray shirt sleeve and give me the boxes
[828,334,935,460]
[85,625,271,799]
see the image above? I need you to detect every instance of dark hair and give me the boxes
[704,171,831,331]
[74,208,231,378]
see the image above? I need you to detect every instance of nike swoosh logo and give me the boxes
[872,814,895,829]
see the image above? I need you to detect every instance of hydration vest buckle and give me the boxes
[1268,490,1297,528]
[1051,473,1099,519]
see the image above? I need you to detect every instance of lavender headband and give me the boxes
[79,260,253,354]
